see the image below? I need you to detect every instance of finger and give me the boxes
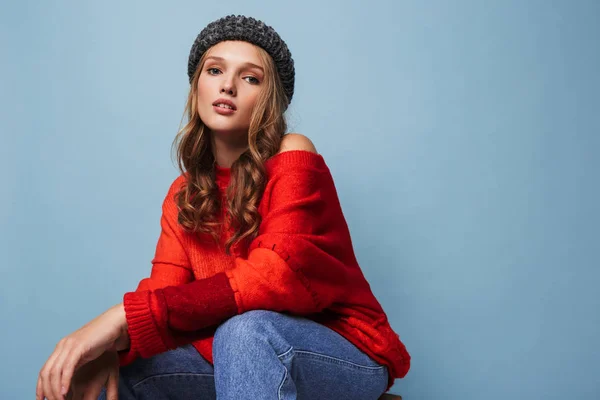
[38,348,60,399]
[42,372,54,400]
[106,365,119,400]
[82,380,106,400]
[35,375,44,400]
[71,384,84,400]
[65,384,74,400]
[51,343,77,399]
[41,339,67,400]
[43,356,62,400]
[50,346,78,400]
[57,345,83,399]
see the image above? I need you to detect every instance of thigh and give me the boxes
[278,313,388,400]
[98,344,216,400]
[219,310,389,400]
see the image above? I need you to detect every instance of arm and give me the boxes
[123,150,363,359]
[117,175,195,366]
[136,176,193,292]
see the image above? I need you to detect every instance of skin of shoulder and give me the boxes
[278,133,318,154]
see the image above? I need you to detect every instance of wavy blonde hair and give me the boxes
[171,43,289,255]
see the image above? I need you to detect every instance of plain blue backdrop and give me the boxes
[1,0,598,398]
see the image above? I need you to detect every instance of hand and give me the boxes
[65,350,119,400]
[36,303,128,400]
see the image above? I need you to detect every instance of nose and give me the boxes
[220,79,235,96]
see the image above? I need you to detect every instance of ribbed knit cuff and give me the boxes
[123,291,168,359]
[160,272,238,331]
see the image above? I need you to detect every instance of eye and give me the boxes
[206,67,259,84]
[244,76,260,84]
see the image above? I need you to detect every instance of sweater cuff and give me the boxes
[123,291,169,359]
[160,272,238,331]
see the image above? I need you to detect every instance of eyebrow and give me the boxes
[204,56,264,72]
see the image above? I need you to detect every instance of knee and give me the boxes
[214,310,281,348]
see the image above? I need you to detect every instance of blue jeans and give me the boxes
[98,309,389,399]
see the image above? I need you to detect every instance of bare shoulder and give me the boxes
[278,133,318,154]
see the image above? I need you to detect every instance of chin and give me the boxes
[208,123,249,137]
[205,121,237,132]
[200,111,249,135]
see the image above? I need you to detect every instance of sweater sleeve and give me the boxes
[122,151,358,359]
[118,175,196,367]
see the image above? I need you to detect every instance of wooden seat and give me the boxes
[379,394,402,399]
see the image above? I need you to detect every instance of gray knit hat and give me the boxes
[187,14,295,107]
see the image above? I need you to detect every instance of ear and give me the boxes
[279,133,318,154]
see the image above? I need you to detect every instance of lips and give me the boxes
[212,98,237,110]
[213,104,235,115]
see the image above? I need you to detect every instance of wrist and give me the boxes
[115,330,130,351]
[116,302,128,332]
[113,302,130,351]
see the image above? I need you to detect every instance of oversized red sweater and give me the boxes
[118,150,410,391]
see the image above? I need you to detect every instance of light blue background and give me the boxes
[1,1,598,398]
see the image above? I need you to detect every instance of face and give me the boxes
[196,40,265,143]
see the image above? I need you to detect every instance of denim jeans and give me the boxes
[98,309,389,399]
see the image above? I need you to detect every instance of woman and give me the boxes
[36,14,410,400]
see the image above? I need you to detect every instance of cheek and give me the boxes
[243,91,261,111]
[196,81,215,114]
[197,75,215,98]
[197,80,207,100]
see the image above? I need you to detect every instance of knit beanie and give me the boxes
[187,14,295,107]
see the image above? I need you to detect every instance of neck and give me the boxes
[211,131,248,168]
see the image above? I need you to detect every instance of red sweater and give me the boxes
[118,150,410,391]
